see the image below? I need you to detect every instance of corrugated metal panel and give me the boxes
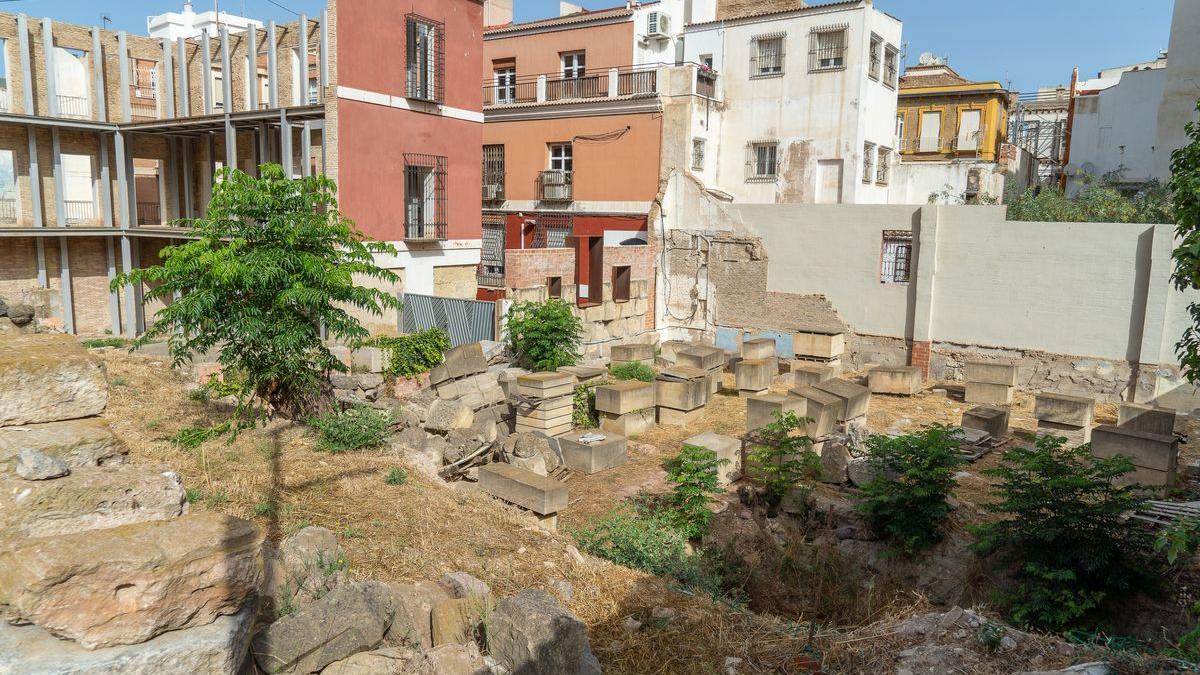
[400,293,496,346]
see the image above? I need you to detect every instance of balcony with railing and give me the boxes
[0,196,16,224]
[130,85,159,121]
[57,95,91,120]
[899,132,989,159]
[537,170,573,203]
[483,65,659,108]
[64,200,95,224]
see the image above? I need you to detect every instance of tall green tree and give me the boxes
[112,164,400,419]
[1171,101,1200,384]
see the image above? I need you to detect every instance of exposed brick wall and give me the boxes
[504,247,575,290]
[910,339,931,378]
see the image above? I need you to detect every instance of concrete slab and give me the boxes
[478,463,568,515]
[868,366,922,396]
[559,431,628,474]
[741,338,776,360]
[599,409,656,437]
[610,344,655,364]
[965,382,1014,406]
[735,358,774,393]
[676,346,726,372]
[963,361,1018,386]
[961,405,1009,440]
[790,361,839,388]
[658,406,706,427]
[793,331,844,359]
[746,393,806,432]
[1034,392,1095,427]
[1036,420,1091,447]
[1118,402,1176,437]
[656,369,709,412]
[1091,424,1178,474]
[445,343,488,380]
[594,381,655,415]
[814,378,870,421]
[557,365,608,385]
[683,431,742,486]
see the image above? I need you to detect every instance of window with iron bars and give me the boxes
[880,230,913,284]
[868,34,882,81]
[876,147,891,185]
[746,142,778,182]
[750,34,784,78]
[478,212,506,287]
[406,14,444,103]
[482,145,505,202]
[691,137,705,171]
[403,153,447,241]
[862,143,875,184]
[883,45,899,89]
[809,26,847,72]
[531,213,572,249]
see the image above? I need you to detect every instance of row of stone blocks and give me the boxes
[745,378,871,439]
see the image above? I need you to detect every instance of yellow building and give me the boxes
[896,61,1010,163]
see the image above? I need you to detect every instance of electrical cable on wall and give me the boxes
[573,126,631,144]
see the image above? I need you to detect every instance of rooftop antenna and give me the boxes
[101,14,111,30]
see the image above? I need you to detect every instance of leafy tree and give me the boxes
[112,164,399,419]
[665,444,729,539]
[504,298,582,371]
[746,411,820,500]
[856,424,964,555]
[1171,101,1200,385]
[972,435,1150,631]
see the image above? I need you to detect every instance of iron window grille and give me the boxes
[876,148,891,185]
[862,142,875,184]
[478,212,506,287]
[483,144,505,202]
[868,34,882,81]
[406,14,445,103]
[403,153,447,241]
[809,25,848,72]
[751,34,785,78]
[880,230,913,284]
[692,137,705,171]
[883,45,899,88]
[531,213,572,249]
[746,142,778,182]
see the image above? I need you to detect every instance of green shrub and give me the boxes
[665,444,728,539]
[746,411,820,499]
[972,435,1150,631]
[1155,515,1200,565]
[384,467,408,486]
[308,406,391,453]
[1006,174,1172,224]
[504,299,582,371]
[571,380,607,429]
[172,421,233,449]
[373,328,451,379]
[609,361,655,382]
[82,337,129,349]
[572,506,692,579]
[856,424,964,555]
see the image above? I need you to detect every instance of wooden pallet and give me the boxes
[958,436,1005,462]
[1129,500,1200,528]
[548,465,572,482]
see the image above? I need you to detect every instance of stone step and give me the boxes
[0,417,127,474]
[0,464,186,539]
[0,335,108,427]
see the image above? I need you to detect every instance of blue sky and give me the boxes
[24,0,1175,93]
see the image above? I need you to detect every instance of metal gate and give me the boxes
[399,293,496,346]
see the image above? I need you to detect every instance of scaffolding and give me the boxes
[1008,86,1071,185]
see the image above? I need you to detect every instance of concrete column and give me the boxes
[201,29,213,114]
[301,120,311,177]
[182,140,193,218]
[910,205,940,376]
[177,37,190,116]
[131,242,144,334]
[91,29,106,122]
[267,22,279,108]
[26,125,42,227]
[537,75,547,103]
[113,130,130,227]
[220,27,233,113]
[98,133,113,227]
[166,138,179,220]
[41,18,57,116]
[279,108,292,177]
[246,27,258,111]
[162,39,175,118]
[125,142,137,228]
[58,237,74,334]
[17,15,33,114]
[1139,223,1179,366]
[106,237,121,336]
[118,32,131,122]
[608,68,618,97]
[257,122,269,173]
[297,14,308,106]
[319,10,329,97]
[50,127,65,227]
[120,235,136,336]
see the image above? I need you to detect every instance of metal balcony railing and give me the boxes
[57,94,90,119]
[136,202,161,226]
[483,65,659,107]
[482,182,505,203]
[130,86,158,121]
[538,170,573,203]
[404,221,447,242]
[477,216,506,288]
[64,200,95,224]
[0,197,16,223]
[900,132,986,156]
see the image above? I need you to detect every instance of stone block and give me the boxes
[963,360,1018,386]
[598,409,655,436]
[658,406,706,427]
[516,395,573,419]
[789,386,839,438]
[444,342,488,380]
[0,606,254,675]
[478,463,568,515]
[489,590,592,675]
[1036,420,1091,446]
[610,343,654,364]
[655,367,709,411]
[557,365,607,384]
[0,464,186,539]
[516,372,577,399]
[0,417,126,474]
[1118,402,1176,437]
[559,431,628,474]
[425,399,475,434]
[352,347,389,374]
[868,366,922,396]
[0,513,262,650]
[746,393,806,432]
[735,358,774,394]
[0,335,108,427]
[676,345,726,372]
[741,338,776,360]
[658,340,690,363]
[684,431,742,486]
[965,382,1014,406]
[497,368,531,398]
[707,370,723,395]
[961,405,1009,440]
[814,378,870,421]
[790,361,838,387]
[1034,392,1096,427]
[329,345,353,370]
[793,331,844,359]
[1112,464,1175,490]
[594,381,655,415]
[1091,424,1178,475]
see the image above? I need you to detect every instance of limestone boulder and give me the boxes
[0,605,255,675]
[262,526,347,618]
[322,647,420,675]
[7,303,33,326]
[416,643,490,675]
[0,334,108,427]
[0,417,126,474]
[819,439,851,484]
[251,581,397,674]
[0,512,263,649]
[387,580,451,649]
[488,589,596,675]
[425,399,475,434]
[0,464,186,539]
[439,571,490,602]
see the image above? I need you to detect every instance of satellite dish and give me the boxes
[918,52,938,66]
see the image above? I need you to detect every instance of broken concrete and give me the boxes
[655,368,709,411]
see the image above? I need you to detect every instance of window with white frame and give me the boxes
[494,66,516,104]
[0,149,17,222]
[884,44,899,88]
[809,26,847,72]
[211,68,224,109]
[876,147,891,185]
[868,33,882,80]
[549,143,573,172]
[751,34,784,77]
[406,14,444,102]
[561,51,586,79]
[691,137,705,171]
[746,142,778,181]
[896,113,905,145]
[862,142,875,183]
[880,230,913,284]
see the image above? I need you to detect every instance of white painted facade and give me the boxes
[147,2,263,40]
[1155,0,1200,180]
[679,1,902,204]
[1068,65,1167,190]
[632,0,687,66]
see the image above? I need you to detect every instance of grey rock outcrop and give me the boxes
[488,589,598,675]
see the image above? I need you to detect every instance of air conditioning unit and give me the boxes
[482,184,502,201]
[646,11,670,39]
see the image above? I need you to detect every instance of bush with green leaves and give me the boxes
[972,435,1150,631]
[112,164,400,420]
[373,328,450,379]
[308,406,391,454]
[504,299,582,371]
[856,424,965,555]
[1171,101,1200,385]
[665,444,729,539]
[609,361,655,382]
[571,380,607,429]
[572,505,693,579]
[1007,173,1172,224]
[746,411,820,499]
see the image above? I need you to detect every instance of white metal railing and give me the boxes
[57,95,90,119]
[64,200,95,224]
[0,197,16,222]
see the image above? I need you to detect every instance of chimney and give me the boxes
[484,0,513,26]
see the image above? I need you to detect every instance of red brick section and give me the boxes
[910,340,931,378]
[503,248,576,289]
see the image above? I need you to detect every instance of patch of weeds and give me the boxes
[317,550,349,578]
[204,490,229,508]
[307,407,390,453]
[609,361,656,382]
[977,621,1005,653]
[185,487,203,504]
[257,441,281,460]
[342,528,363,539]
[171,421,233,449]
[572,380,608,429]
[253,501,276,517]
[145,417,162,431]
[371,519,385,528]
[187,387,211,403]
[276,584,298,619]
[110,377,129,387]
[83,337,129,349]
[384,467,408,486]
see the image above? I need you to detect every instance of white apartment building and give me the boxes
[680,0,902,204]
[147,2,263,40]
